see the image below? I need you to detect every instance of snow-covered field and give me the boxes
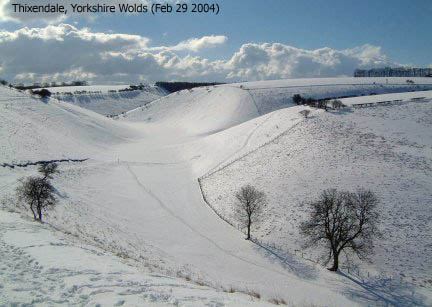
[1,77,432,306]
[201,93,432,288]
[0,210,266,306]
[45,84,167,116]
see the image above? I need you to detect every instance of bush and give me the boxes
[299,110,311,119]
[32,89,52,98]
[292,94,304,105]
[331,99,344,109]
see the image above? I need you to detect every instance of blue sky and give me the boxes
[0,0,431,83]
[84,0,432,65]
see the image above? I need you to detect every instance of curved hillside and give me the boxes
[121,78,432,137]
[3,78,432,306]
[201,91,432,289]
[49,85,167,116]
[0,86,138,164]
[123,86,260,136]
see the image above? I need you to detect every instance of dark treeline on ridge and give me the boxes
[155,81,225,93]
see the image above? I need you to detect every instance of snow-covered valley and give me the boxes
[1,77,432,306]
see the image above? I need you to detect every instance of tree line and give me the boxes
[155,81,225,93]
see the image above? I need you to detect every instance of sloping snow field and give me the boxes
[0,86,139,164]
[1,77,432,306]
[47,85,167,116]
[0,210,265,306]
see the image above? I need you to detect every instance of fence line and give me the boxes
[197,179,420,294]
[201,120,304,180]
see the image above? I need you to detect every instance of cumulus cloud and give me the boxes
[0,24,395,84]
[224,43,391,80]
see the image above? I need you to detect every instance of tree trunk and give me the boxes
[246,218,251,240]
[30,204,37,220]
[37,205,42,221]
[329,250,339,271]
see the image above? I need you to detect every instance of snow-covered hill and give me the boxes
[0,86,138,164]
[0,210,266,306]
[47,85,167,116]
[2,78,432,306]
[200,90,432,289]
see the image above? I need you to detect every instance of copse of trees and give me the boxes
[331,99,344,109]
[292,94,346,111]
[14,80,87,91]
[31,89,52,98]
[16,163,59,222]
[300,188,381,272]
[155,81,225,93]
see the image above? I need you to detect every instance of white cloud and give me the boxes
[170,35,228,52]
[0,24,396,84]
[224,43,391,80]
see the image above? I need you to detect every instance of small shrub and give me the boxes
[32,89,52,98]
[299,110,311,119]
[292,94,304,105]
[269,297,287,305]
[331,99,344,109]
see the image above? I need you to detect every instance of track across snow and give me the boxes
[2,78,432,306]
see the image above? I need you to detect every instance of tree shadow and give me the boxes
[338,271,428,306]
[329,107,354,116]
[251,241,319,280]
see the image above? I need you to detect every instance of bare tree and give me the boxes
[16,163,58,222]
[300,189,380,271]
[16,177,57,221]
[38,162,58,180]
[317,100,330,111]
[331,99,344,109]
[299,110,311,119]
[234,185,266,240]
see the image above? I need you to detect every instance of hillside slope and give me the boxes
[49,85,167,116]
[0,210,266,306]
[200,91,432,289]
[2,79,432,306]
[0,86,138,164]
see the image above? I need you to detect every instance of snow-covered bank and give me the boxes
[2,77,432,306]
[49,85,167,116]
[0,210,266,306]
[200,95,432,290]
[0,86,139,164]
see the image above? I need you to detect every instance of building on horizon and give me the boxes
[354,67,432,78]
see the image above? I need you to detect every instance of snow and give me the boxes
[200,95,432,290]
[0,210,266,306]
[0,86,139,164]
[2,77,432,306]
[45,85,167,116]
